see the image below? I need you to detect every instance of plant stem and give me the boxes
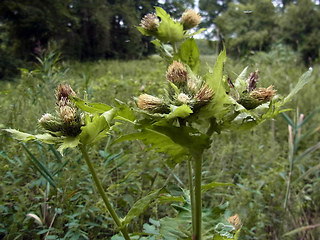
[80,145,131,240]
[188,159,196,235]
[193,152,203,240]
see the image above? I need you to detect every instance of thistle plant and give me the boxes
[3,7,314,240]
[4,84,131,240]
[116,7,313,240]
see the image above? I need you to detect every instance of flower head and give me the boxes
[250,85,276,102]
[180,9,201,30]
[177,93,191,104]
[195,84,214,103]
[137,94,168,113]
[56,84,76,103]
[166,61,188,84]
[140,13,160,31]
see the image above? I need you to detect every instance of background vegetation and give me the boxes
[0,0,320,239]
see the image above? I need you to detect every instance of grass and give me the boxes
[0,52,320,239]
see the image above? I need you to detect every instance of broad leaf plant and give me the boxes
[4,7,313,240]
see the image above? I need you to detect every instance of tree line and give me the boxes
[0,0,319,80]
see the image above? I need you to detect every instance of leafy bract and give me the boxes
[72,97,112,114]
[4,129,80,155]
[166,104,193,120]
[177,38,200,73]
[155,7,185,43]
[80,109,116,145]
[199,47,233,121]
[115,124,210,166]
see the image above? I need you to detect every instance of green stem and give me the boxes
[193,152,203,240]
[188,159,196,235]
[80,145,131,240]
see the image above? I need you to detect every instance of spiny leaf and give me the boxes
[71,97,112,114]
[122,188,164,226]
[114,99,136,122]
[57,136,80,154]
[80,114,110,145]
[202,182,234,193]
[177,38,200,73]
[283,67,313,104]
[4,129,37,142]
[155,7,185,43]
[166,104,193,120]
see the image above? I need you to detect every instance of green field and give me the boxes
[0,52,319,239]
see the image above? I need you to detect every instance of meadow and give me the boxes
[0,47,319,239]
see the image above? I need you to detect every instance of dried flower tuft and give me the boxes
[250,85,276,102]
[140,13,160,31]
[56,84,76,103]
[59,105,76,123]
[180,9,201,30]
[137,94,168,113]
[247,70,259,92]
[166,61,188,84]
[195,84,214,103]
[227,214,242,231]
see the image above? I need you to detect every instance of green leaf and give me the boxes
[177,38,200,73]
[79,114,109,146]
[114,129,186,165]
[202,182,234,193]
[200,47,233,121]
[71,97,112,114]
[114,99,136,122]
[122,188,164,226]
[57,136,80,154]
[155,7,185,43]
[283,67,313,104]
[4,129,37,142]
[233,66,248,95]
[166,104,193,120]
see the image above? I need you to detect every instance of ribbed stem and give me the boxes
[193,152,203,240]
[188,159,196,235]
[80,145,131,240]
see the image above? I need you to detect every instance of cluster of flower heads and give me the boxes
[140,9,201,32]
[137,61,214,115]
[229,70,277,110]
[136,61,276,118]
[38,84,83,136]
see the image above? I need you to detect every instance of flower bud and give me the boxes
[247,70,259,92]
[140,13,160,31]
[56,84,76,103]
[59,105,76,123]
[195,84,214,103]
[38,113,61,132]
[180,9,201,30]
[177,93,191,104]
[166,61,188,84]
[227,214,241,231]
[137,94,168,113]
[250,85,276,102]
[238,86,276,110]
